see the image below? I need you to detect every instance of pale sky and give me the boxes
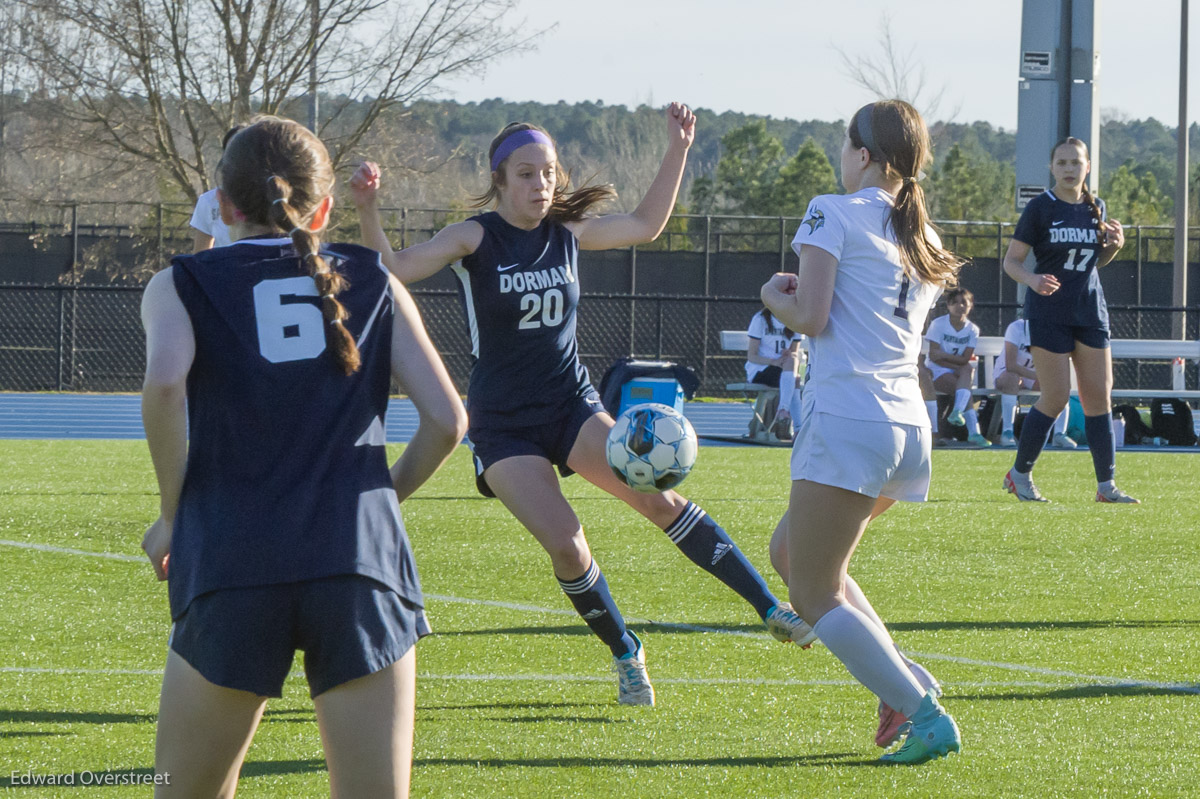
[436,0,1196,130]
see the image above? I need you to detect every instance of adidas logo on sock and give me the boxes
[581,609,608,620]
[711,542,732,565]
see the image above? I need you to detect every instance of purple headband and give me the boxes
[490,129,553,172]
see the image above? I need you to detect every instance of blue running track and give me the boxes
[0,393,759,445]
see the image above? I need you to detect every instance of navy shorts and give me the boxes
[170,575,430,698]
[468,390,604,497]
[1028,318,1110,354]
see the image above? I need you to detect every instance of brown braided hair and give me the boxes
[218,116,360,375]
[471,122,617,223]
[1051,137,1107,245]
[848,100,966,288]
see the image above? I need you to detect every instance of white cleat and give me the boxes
[1004,468,1049,502]
[1052,433,1078,449]
[765,602,818,648]
[613,632,655,706]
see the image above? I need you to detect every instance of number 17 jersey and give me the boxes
[452,212,591,430]
[1013,190,1108,328]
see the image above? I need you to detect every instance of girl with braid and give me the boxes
[351,103,814,709]
[762,100,962,764]
[141,115,466,797]
[1001,137,1138,503]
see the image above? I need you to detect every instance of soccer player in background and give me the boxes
[141,116,466,797]
[744,306,804,441]
[351,103,814,709]
[188,126,244,252]
[922,287,992,447]
[1001,137,1138,503]
[762,100,963,764]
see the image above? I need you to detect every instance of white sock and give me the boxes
[953,389,970,413]
[779,376,795,421]
[964,408,980,436]
[790,385,803,421]
[812,604,926,717]
[1054,407,1068,435]
[925,400,939,433]
[1001,394,1018,433]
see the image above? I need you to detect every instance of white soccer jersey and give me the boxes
[189,188,232,248]
[924,314,979,357]
[792,187,943,426]
[995,319,1033,375]
[744,312,802,381]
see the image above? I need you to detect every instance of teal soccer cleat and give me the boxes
[880,690,961,765]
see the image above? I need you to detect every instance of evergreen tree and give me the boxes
[774,139,838,217]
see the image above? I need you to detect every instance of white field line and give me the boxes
[4,539,1198,695]
[0,666,1157,692]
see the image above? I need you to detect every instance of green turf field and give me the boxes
[2,440,1198,797]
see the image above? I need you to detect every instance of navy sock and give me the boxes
[558,560,637,658]
[1084,413,1116,483]
[1015,407,1055,474]
[664,502,777,618]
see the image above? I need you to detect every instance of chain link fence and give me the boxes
[2,200,1199,396]
[2,283,1197,396]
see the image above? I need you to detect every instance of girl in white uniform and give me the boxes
[923,288,991,446]
[761,100,962,765]
[744,307,803,440]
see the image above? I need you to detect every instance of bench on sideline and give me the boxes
[720,330,807,442]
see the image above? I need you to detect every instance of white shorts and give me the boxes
[790,409,931,502]
[926,361,956,382]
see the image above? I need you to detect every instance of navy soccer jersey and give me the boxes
[452,212,592,430]
[167,238,422,620]
[1013,190,1110,328]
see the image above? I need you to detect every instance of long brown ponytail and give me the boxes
[849,101,965,288]
[471,122,617,223]
[218,116,360,375]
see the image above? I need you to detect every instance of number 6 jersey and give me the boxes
[167,238,422,621]
[792,188,943,427]
[451,211,592,431]
[1013,190,1109,329]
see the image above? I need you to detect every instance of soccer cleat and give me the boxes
[1004,468,1048,502]
[967,433,992,448]
[880,690,961,765]
[876,660,943,748]
[1096,485,1140,504]
[613,632,655,706]
[945,409,965,427]
[1052,432,1078,449]
[765,602,817,648]
[999,431,1017,447]
[771,415,794,443]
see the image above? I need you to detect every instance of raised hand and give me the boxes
[1103,219,1125,250]
[666,102,696,150]
[349,161,382,208]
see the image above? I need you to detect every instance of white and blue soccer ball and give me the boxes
[606,403,698,493]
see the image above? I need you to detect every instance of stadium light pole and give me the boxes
[308,0,319,132]
[1175,0,1189,340]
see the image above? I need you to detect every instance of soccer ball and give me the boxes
[606,403,698,493]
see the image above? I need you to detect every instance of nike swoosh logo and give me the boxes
[1051,221,1065,226]
[497,263,520,271]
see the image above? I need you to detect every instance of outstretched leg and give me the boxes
[569,414,783,621]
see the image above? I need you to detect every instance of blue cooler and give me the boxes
[619,377,685,415]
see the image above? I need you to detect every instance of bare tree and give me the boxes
[836,15,959,123]
[5,0,541,202]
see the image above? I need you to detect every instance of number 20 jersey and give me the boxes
[1013,190,1108,328]
[452,212,591,430]
[793,187,943,427]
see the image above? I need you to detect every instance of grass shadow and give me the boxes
[888,619,1200,632]
[414,753,875,769]
[957,683,1200,701]
[0,709,154,725]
